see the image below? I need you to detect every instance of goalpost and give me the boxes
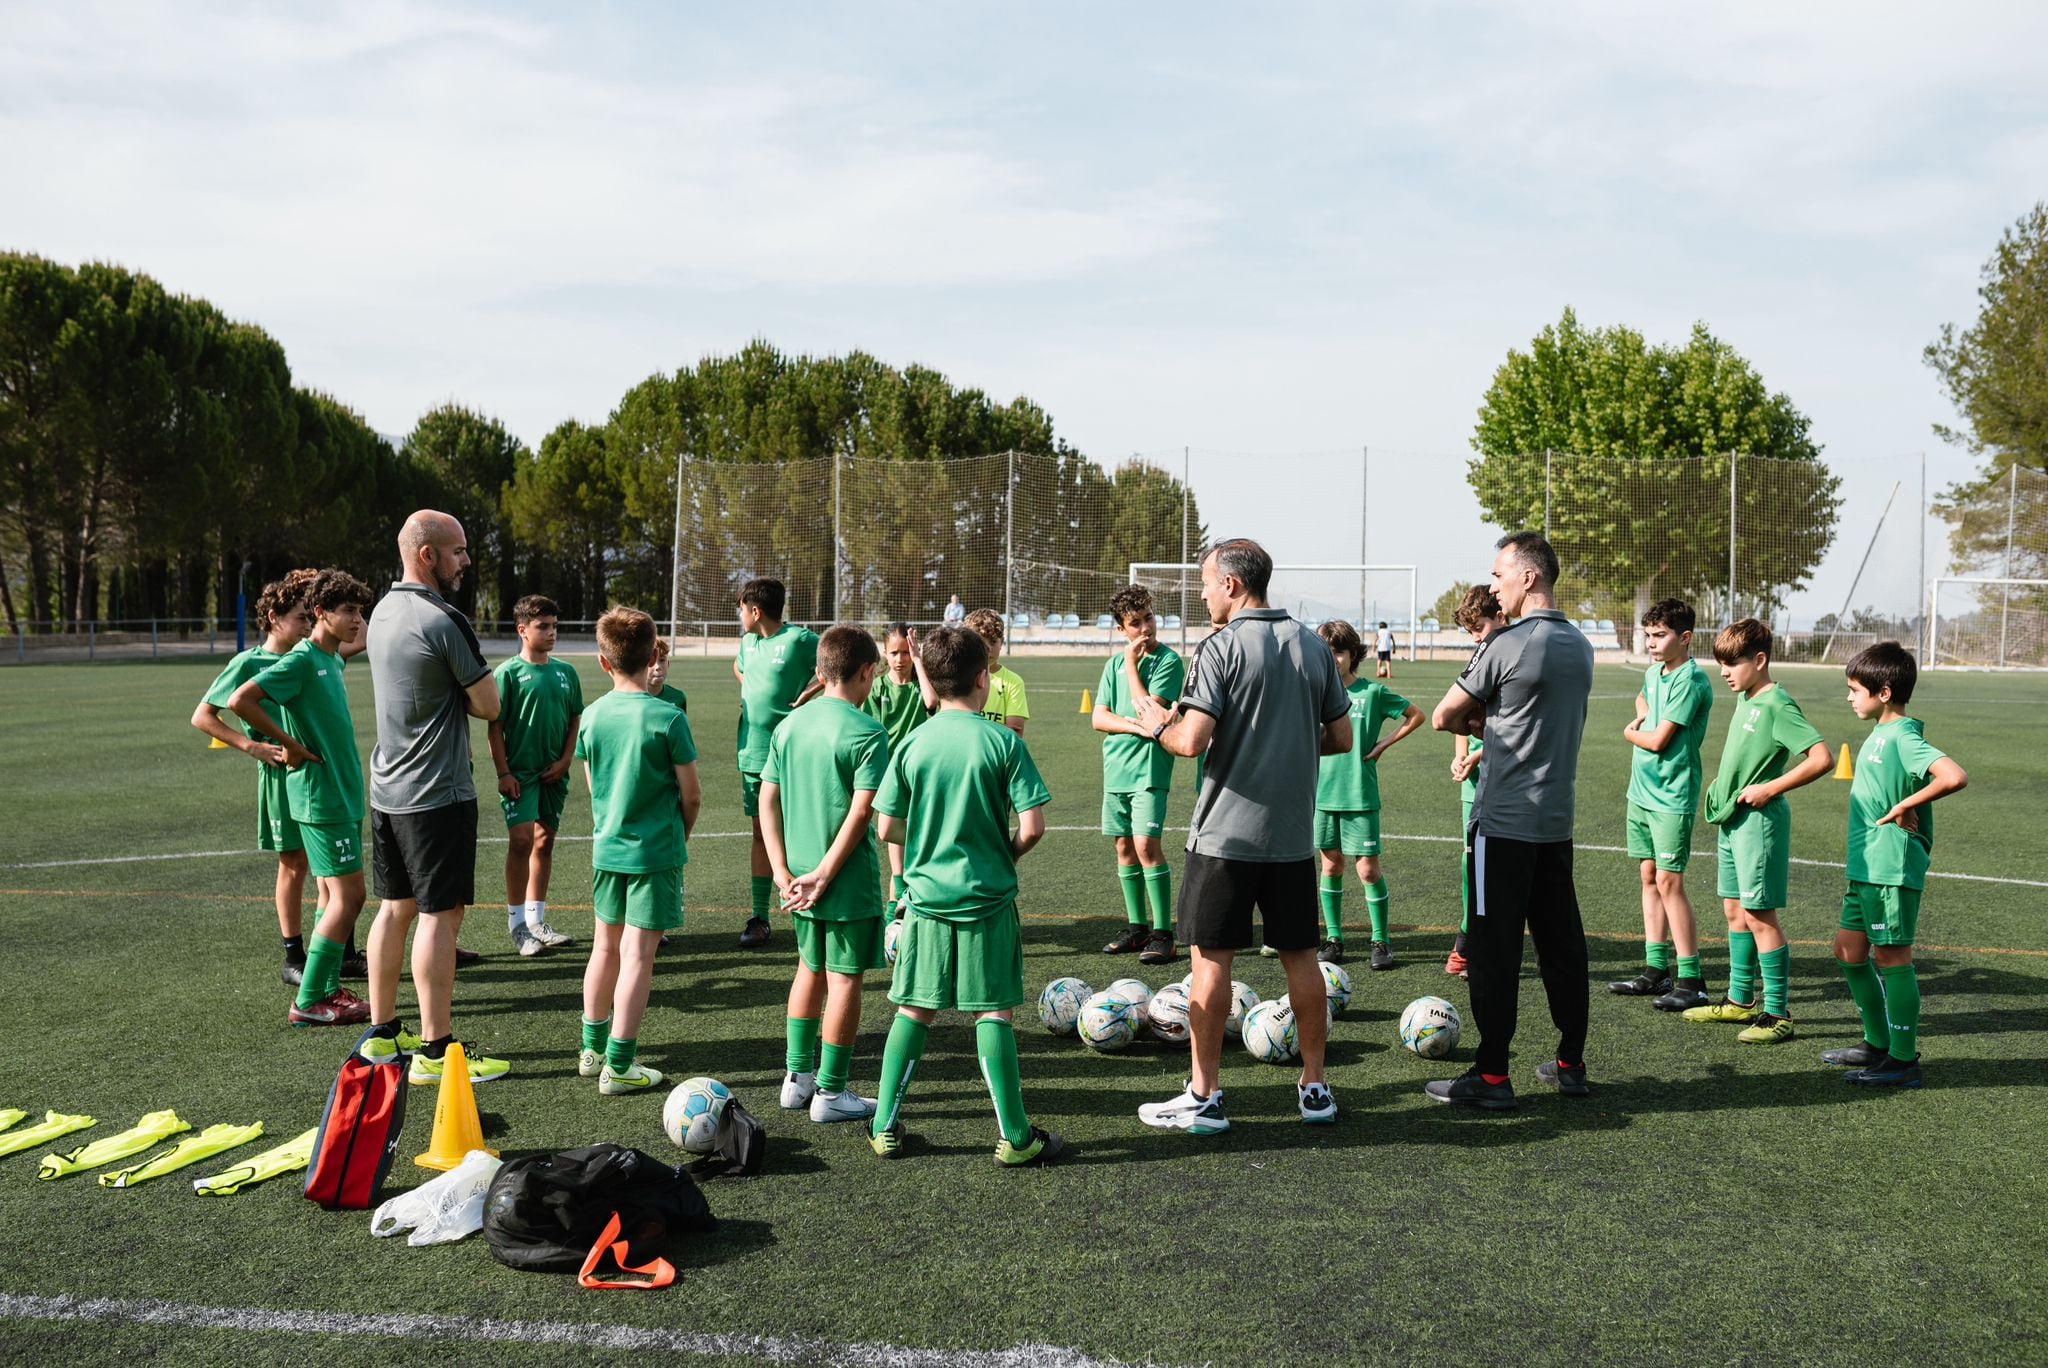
[1927,577,2048,670]
[1129,562,1420,659]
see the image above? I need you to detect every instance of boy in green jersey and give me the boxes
[228,569,377,1028]
[762,625,891,1123]
[192,574,317,985]
[489,595,584,957]
[965,608,1030,736]
[649,636,688,713]
[1613,598,1717,1011]
[1091,586,1186,965]
[1830,642,1967,1088]
[862,622,933,915]
[869,625,1060,1167]
[1445,585,1507,978]
[734,578,821,951]
[1682,619,1833,1043]
[575,608,701,1094]
[1311,620,1424,969]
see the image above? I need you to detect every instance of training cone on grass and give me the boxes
[416,1044,497,1171]
[207,737,229,749]
[1835,745,1854,780]
[1078,688,1092,712]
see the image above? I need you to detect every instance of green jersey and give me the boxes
[981,665,1030,728]
[1316,678,1410,813]
[1460,736,1485,805]
[1097,646,1185,793]
[1627,659,1715,815]
[203,647,285,741]
[1847,717,1947,889]
[251,640,363,826]
[1703,683,1825,826]
[654,683,688,714]
[576,690,699,872]
[874,710,1051,923]
[762,696,890,921]
[737,624,819,773]
[862,675,928,746]
[493,656,584,776]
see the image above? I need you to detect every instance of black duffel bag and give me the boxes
[482,1142,716,1273]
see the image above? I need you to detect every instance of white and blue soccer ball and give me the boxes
[1241,999,1299,1064]
[1077,990,1141,1052]
[884,918,904,965]
[1145,981,1192,1044]
[1038,976,1092,1036]
[1399,996,1462,1059]
[1224,980,1260,1038]
[664,1076,730,1153]
[1105,977,1153,1029]
[1319,961,1354,1016]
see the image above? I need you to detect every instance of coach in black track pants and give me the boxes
[1427,531,1595,1109]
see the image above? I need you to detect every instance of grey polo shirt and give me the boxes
[1180,607,1349,862]
[1454,608,1593,844]
[366,581,491,814]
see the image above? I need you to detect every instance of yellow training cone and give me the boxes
[1078,688,1092,713]
[208,737,230,749]
[416,1044,497,1171]
[1834,745,1854,781]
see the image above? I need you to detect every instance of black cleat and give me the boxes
[338,952,369,980]
[1316,938,1345,965]
[1102,925,1149,955]
[1822,1041,1888,1068]
[1138,930,1178,966]
[1424,1069,1518,1111]
[1608,969,1673,996]
[281,960,305,987]
[1653,982,1710,1012]
[738,917,772,950]
[1535,1060,1591,1096]
[1845,1056,1923,1088]
[1368,940,1396,971]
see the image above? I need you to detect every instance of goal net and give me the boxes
[1128,563,1420,658]
[1928,578,2048,669]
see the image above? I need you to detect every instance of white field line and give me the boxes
[0,1292,1149,1367]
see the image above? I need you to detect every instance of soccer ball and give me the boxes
[1077,990,1141,1052]
[1318,961,1354,1015]
[1037,976,1092,1036]
[1105,977,1153,1028]
[884,919,904,965]
[1146,981,1192,1044]
[1224,980,1260,1038]
[1241,999,1299,1064]
[1399,996,1462,1059]
[663,1076,730,1153]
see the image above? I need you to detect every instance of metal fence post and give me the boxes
[1727,453,1739,624]
[88,622,96,660]
[1002,448,1016,625]
[2000,461,2018,668]
[151,619,158,659]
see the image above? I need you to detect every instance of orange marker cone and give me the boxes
[416,1043,497,1171]
[1078,688,1092,713]
[1834,745,1854,781]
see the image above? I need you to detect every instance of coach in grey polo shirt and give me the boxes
[1428,531,1595,1109]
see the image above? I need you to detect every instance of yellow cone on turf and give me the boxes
[208,737,230,749]
[1834,745,1854,781]
[1078,688,1092,713]
[416,1044,497,1171]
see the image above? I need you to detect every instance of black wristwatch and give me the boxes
[1151,719,1170,742]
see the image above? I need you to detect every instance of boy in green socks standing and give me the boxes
[1312,620,1424,969]
[734,578,821,950]
[1683,619,1833,1043]
[1830,643,1967,1087]
[1091,586,1185,965]
[1612,598,1717,1012]
[763,626,892,1123]
[489,594,583,956]
[869,625,1059,1167]
[863,622,932,917]
[227,569,377,1028]
[1445,585,1507,978]
[576,608,701,1094]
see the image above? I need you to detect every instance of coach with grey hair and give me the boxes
[1134,538,1353,1132]
[1427,530,1595,1108]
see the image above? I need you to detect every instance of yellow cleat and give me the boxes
[1681,999,1760,1025]
[1737,1014,1797,1045]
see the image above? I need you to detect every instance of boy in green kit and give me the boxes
[1312,619,1424,969]
[1830,642,1968,1088]
[490,594,583,957]
[1445,585,1507,978]
[861,622,931,916]
[1612,598,1717,1012]
[227,569,377,1028]
[1092,586,1185,965]
[575,608,701,1094]
[649,636,688,713]
[734,578,821,951]
[762,626,892,1123]
[869,625,1060,1167]
[1682,619,1833,1043]
[965,608,1030,736]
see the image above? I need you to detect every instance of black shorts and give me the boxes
[1376,650,1392,662]
[371,800,477,914]
[1177,852,1318,952]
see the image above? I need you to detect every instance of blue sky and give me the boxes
[6,1,2044,621]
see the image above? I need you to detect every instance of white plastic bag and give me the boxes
[370,1150,503,1246]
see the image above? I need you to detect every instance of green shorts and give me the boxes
[888,907,1025,1013]
[1716,800,1790,911]
[1840,881,1920,947]
[1101,788,1169,839]
[301,820,363,878]
[257,767,301,854]
[740,771,763,819]
[796,913,888,975]
[1314,809,1381,858]
[500,775,568,831]
[1626,803,1694,873]
[593,866,684,932]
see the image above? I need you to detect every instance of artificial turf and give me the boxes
[1,652,2044,1366]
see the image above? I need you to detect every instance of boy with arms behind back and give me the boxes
[1445,585,1507,979]
[490,594,583,956]
[863,622,932,915]
[1091,586,1185,965]
[735,578,821,950]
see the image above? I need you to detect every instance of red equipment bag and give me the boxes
[304,1032,409,1210]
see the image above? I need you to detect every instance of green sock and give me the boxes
[1143,866,1173,932]
[296,934,343,1010]
[818,1041,852,1095]
[1840,959,1888,1049]
[871,1013,929,1137]
[1676,954,1701,983]
[975,1018,1031,1147]
[751,875,773,921]
[605,1036,637,1074]
[1759,945,1791,1017]
[1646,940,1673,972]
[580,1016,610,1054]
[1318,875,1344,941]
[1364,878,1390,942]
[1117,864,1146,926]
[785,1016,821,1076]
[1879,963,1921,1062]
[1727,931,1759,1005]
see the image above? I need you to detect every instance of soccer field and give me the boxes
[2,655,2045,1367]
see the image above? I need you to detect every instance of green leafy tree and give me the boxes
[402,404,527,623]
[504,420,621,617]
[1428,581,1475,628]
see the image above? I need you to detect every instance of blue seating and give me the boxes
[1095,614,1114,631]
